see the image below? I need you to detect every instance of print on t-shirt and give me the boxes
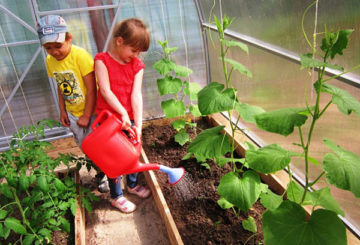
[53,71,84,105]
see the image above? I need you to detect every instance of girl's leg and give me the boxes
[108,176,123,199]
[126,173,138,188]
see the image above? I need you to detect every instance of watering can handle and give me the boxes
[91,109,139,144]
[91,109,112,131]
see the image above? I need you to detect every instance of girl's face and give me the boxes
[115,38,140,64]
[43,40,71,61]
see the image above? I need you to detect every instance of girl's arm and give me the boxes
[57,86,70,127]
[95,59,131,128]
[131,69,144,141]
[77,71,97,127]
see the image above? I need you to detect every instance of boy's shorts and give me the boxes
[67,112,96,147]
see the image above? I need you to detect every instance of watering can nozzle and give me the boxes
[159,165,185,185]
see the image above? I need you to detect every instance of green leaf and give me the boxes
[242,216,257,233]
[321,29,353,59]
[59,217,70,233]
[69,198,77,216]
[38,228,52,240]
[217,197,234,209]
[224,58,252,78]
[161,99,186,118]
[187,126,231,161]
[4,217,27,235]
[215,156,244,168]
[173,64,193,77]
[19,174,30,191]
[309,187,344,216]
[54,178,66,192]
[235,103,265,123]
[218,171,262,211]
[0,183,13,199]
[286,181,312,205]
[322,138,360,197]
[153,59,175,76]
[198,82,237,115]
[259,189,283,210]
[0,210,8,219]
[221,39,249,54]
[263,201,346,245]
[174,130,189,146]
[316,83,360,116]
[164,46,178,55]
[300,53,344,71]
[172,119,185,130]
[157,77,182,95]
[37,175,49,193]
[214,15,223,33]
[189,105,202,117]
[23,234,36,245]
[184,81,202,101]
[246,144,296,174]
[255,108,309,136]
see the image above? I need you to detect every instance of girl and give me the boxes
[94,18,151,213]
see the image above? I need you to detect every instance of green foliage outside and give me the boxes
[185,1,360,244]
[0,120,97,244]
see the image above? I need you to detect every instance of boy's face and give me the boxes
[43,40,71,61]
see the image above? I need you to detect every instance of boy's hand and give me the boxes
[60,111,70,127]
[77,115,91,128]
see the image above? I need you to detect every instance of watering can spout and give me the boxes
[132,162,185,185]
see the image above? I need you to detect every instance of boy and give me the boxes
[37,15,109,192]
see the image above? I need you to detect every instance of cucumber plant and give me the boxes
[185,1,360,244]
[0,119,97,244]
[153,40,202,146]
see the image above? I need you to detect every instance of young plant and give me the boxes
[0,120,97,244]
[153,40,202,145]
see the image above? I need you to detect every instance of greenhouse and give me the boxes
[0,0,359,244]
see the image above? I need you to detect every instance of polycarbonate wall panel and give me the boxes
[202,0,360,234]
[199,0,360,76]
[0,0,206,146]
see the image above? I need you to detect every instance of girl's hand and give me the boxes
[121,114,131,130]
[60,111,70,127]
[133,126,142,142]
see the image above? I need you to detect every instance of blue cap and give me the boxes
[37,15,68,45]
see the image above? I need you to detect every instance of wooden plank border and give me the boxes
[140,148,184,245]
[75,171,86,245]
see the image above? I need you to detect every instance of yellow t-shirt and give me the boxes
[46,45,94,117]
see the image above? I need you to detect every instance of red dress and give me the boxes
[94,52,145,120]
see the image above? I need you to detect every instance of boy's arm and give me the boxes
[77,71,97,128]
[94,60,131,129]
[131,69,144,141]
[57,86,70,127]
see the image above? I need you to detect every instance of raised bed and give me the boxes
[140,113,360,245]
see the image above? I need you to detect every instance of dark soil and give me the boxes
[142,117,265,245]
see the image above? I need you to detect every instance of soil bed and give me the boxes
[142,117,265,245]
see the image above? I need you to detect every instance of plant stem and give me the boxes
[308,171,325,187]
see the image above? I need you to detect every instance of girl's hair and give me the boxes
[112,18,150,52]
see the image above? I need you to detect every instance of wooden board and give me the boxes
[140,148,184,245]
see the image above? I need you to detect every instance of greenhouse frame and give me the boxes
[1,0,359,244]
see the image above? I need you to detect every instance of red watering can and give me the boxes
[81,109,185,185]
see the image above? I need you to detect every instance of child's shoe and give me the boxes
[127,185,151,198]
[97,175,110,193]
[111,196,136,213]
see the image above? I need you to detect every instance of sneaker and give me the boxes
[127,185,151,198]
[98,175,110,193]
[111,196,136,213]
